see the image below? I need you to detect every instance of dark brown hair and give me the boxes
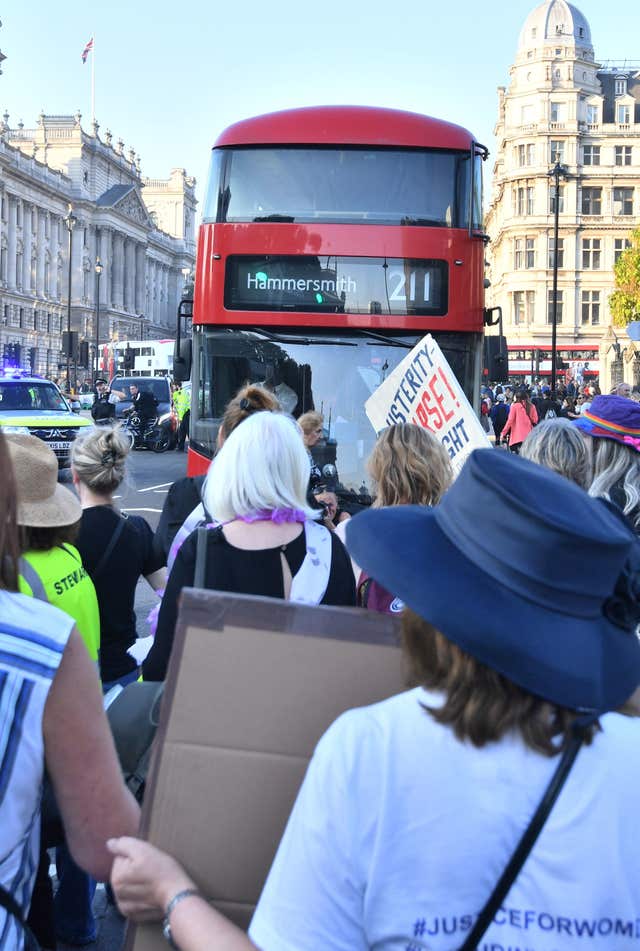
[19,522,80,553]
[220,384,281,440]
[401,609,598,756]
[0,430,20,591]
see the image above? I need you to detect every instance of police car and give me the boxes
[0,368,92,466]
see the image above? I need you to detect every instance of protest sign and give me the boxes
[127,590,403,950]
[365,334,491,475]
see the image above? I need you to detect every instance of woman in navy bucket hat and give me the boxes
[108,449,640,951]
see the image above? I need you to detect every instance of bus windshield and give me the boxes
[205,147,474,228]
[191,328,478,504]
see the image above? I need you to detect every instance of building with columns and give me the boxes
[0,111,196,378]
[485,0,640,386]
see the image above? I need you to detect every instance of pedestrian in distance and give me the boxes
[501,389,538,453]
[573,394,640,532]
[173,382,191,453]
[490,392,509,445]
[0,429,139,951]
[91,377,125,425]
[70,425,166,690]
[533,384,562,421]
[109,448,640,951]
[143,411,355,682]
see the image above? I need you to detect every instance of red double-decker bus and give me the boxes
[186,105,488,503]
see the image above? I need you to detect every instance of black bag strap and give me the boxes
[93,513,127,580]
[0,881,40,949]
[194,526,208,589]
[458,718,593,951]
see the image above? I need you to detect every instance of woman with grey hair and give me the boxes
[572,395,640,531]
[520,418,590,489]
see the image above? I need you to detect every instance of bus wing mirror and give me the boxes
[173,340,192,383]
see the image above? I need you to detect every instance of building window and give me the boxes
[581,290,600,325]
[514,238,524,269]
[15,251,23,286]
[526,186,535,215]
[513,291,525,325]
[549,185,565,214]
[548,236,564,269]
[614,237,632,262]
[526,143,536,165]
[586,104,598,125]
[547,289,563,324]
[615,145,632,166]
[19,307,24,328]
[525,290,535,322]
[550,102,566,123]
[0,245,7,282]
[550,140,565,163]
[613,187,634,216]
[526,237,535,268]
[617,104,631,125]
[581,187,602,215]
[16,202,22,228]
[44,259,50,296]
[517,144,525,166]
[615,77,627,96]
[583,145,600,165]
[582,238,601,269]
[517,187,525,216]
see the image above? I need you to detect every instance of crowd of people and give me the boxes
[1,376,640,951]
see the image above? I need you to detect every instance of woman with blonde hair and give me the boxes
[71,425,166,690]
[355,424,453,614]
[520,418,591,489]
[143,411,355,681]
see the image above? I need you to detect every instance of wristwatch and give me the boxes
[162,888,200,949]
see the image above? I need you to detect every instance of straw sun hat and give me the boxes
[6,433,82,528]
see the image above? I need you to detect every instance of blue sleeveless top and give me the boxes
[0,590,72,949]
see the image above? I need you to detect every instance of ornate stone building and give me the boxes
[0,111,196,377]
[485,0,640,385]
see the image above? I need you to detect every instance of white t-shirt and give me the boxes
[250,687,640,951]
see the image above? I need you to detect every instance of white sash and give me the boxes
[289,519,332,605]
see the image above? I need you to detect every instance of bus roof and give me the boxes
[214,105,476,151]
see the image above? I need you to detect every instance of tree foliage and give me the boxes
[610,228,640,328]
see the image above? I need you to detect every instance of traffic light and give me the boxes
[483,335,509,384]
[62,331,78,359]
[79,341,90,368]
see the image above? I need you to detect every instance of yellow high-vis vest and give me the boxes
[19,544,100,663]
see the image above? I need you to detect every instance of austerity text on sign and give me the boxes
[365,334,490,475]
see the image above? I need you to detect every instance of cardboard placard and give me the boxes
[365,333,490,475]
[127,590,403,949]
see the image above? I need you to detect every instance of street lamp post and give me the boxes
[548,162,569,397]
[64,205,77,390]
[94,257,103,381]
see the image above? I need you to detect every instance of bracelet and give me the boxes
[162,888,200,949]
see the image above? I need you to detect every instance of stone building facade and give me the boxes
[485,0,640,386]
[0,112,196,378]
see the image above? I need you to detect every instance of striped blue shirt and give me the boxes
[0,591,72,949]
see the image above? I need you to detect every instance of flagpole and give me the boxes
[91,37,95,126]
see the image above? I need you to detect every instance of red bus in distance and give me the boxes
[187,105,488,505]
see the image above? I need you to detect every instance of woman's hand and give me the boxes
[108,837,197,922]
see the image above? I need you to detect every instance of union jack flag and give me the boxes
[81,37,94,63]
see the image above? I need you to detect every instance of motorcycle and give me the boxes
[122,412,170,453]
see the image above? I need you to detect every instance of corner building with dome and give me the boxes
[485,0,640,387]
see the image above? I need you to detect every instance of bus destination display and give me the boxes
[225,255,448,317]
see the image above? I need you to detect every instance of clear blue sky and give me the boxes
[1,0,639,210]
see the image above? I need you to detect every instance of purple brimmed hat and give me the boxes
[346,449,640,714]
[573,395,640,452]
